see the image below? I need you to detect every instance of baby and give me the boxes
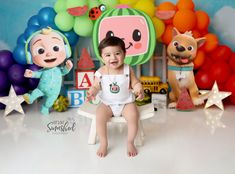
[23,27,73,115]
[86,36,144,157]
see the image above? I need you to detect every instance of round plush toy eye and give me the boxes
[99,4,106,12]
[35,47,45,55]
[173,41,178,46]
[187,46,193,51]
[53,45,60,52]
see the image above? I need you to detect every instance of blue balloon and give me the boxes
[13,45,27,65]
[17,34,27,45]
[38,7,56,26]
[27,15,40,27]
[41,23,58,30]
[64,30,79,47]
[24,25,40,40]
[48,23,58,30]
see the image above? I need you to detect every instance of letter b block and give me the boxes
[67,89,86,107]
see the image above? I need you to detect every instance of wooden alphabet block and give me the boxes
[67,89,86,107]
[75,70,95,90]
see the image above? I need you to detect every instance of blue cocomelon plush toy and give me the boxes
[23,27,73,115]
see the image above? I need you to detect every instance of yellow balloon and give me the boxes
[119,0,138,7]
[133,0,155,17]
[152,17,165,39]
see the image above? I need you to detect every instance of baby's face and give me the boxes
[101,46,125,70]
[30,32,66,68]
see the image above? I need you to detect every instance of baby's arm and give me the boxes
[24,69,42,78]
[61,60,73,75]
[130,67,144,101]
[86,76,101,101]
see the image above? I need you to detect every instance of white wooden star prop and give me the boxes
[204,81,231,110]
[0,86,25,116]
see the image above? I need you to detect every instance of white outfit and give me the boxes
[95,64,135,117]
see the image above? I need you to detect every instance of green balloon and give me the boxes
[88,0,100,9]
[66,0,87,9]
[74,16,93,37]
[99,0,119,10]
[55,12,74,31]
[54,0,66,13]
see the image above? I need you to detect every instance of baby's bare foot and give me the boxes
[97,144,107,157]
[127,142,138,157]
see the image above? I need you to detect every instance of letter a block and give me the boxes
[75,70,95,90]
[67,89,86,107]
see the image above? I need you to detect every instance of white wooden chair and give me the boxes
[77,102,155,146]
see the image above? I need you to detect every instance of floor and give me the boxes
[0,103,235,174]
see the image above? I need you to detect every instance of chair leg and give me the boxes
[88,118,96,145]
[139,121,145,137]
[135,120,144,146]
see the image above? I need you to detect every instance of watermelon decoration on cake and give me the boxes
[92,6,156,66]
[176,87,195,111]
[77,48,95,70]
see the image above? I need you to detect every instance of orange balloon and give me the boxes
[173,10,197,32]
[161,24,174,45]
[201,33,219,52]
[195,10,210,31]
[157,2,177,11]
[192,29,201,38]
[193,49,206,69]
[177,0,195,11]
[157,2,177,24]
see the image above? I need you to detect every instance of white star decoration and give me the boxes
[0,86,25,116]
[204,81,231,110]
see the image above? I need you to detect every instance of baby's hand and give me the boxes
[24,69,33,78]
[86,91,95,102]
[133,83,144,101]
[135,90,144,101]
[66,60,73,70]
[86,87,98,102]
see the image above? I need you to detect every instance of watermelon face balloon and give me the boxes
[93,7,156,65]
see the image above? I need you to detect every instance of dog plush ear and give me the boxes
[196,37,206,48]
[172,27,180,38]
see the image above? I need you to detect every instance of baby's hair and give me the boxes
[98,36,126,56]
[41,27,53,35]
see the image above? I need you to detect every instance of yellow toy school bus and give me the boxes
[140,76,168,94]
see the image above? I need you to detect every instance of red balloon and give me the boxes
[225,75,235,105]
[210,45,232,62]
[195,70,214,89]
[225,75,235,95]
[209,61,231,83]
[229,53,235,73]
[229,95,235,105]
[217,82,226,91]
[200,56,212,71]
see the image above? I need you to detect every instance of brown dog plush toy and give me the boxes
[167,28,206,108]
